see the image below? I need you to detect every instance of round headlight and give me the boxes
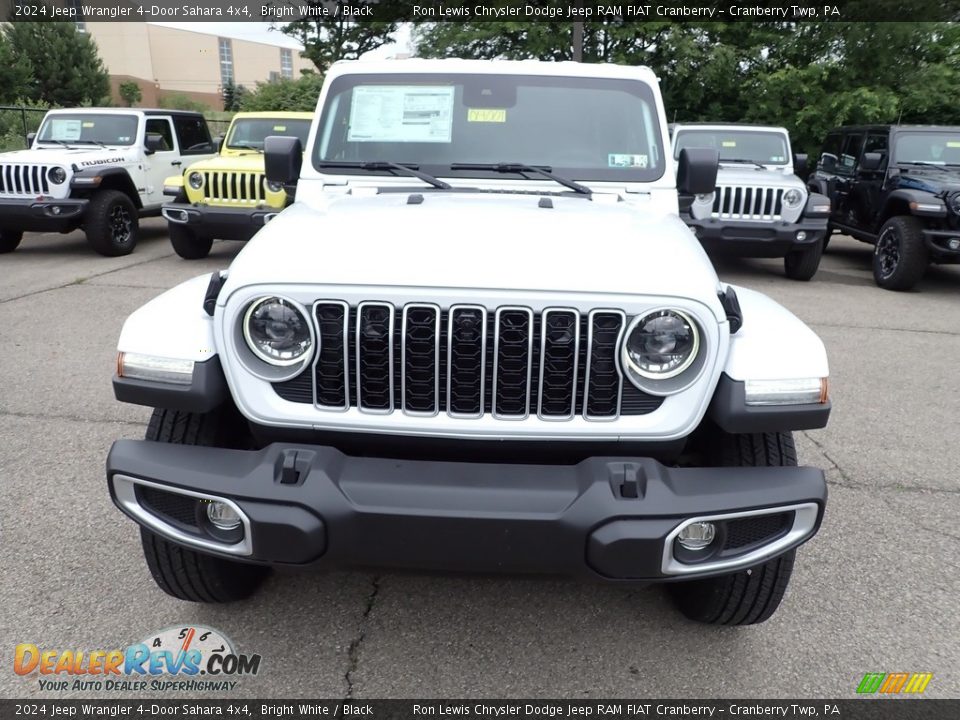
[188,172,204,190]
[47,167,67,184]
[623,309,699,380]
[243,297,313,366]
[783,188,804,208]
[266,179,284,193]
[947,191,960,215]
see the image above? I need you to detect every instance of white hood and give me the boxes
[223,191,722,303]
[0,146,135,167]
[716,164,803,189]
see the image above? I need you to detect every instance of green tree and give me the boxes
[3,22,110,106]
[281,0,400,74]
[118,81,142,108]
[222,82,248,112]
[238,73,325,112]
[0,32,33,103]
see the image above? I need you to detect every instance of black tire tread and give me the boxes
[85,189,139,257]
[873,215,928,291]
[0,230,23,253]
[169,223,213,260]
[784,238,824,281]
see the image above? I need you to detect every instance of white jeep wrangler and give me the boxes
[0,108,216,256]
[107,60,831,625]
[671,123,831,281]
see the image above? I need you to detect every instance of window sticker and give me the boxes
[82,122,95,128]
[609,153,648,169]
[467,108,506,123]
[51,119,82,141]
[948,141,960,148]
[348,85,455,143]
[273,125,287,132]
[722,140,737,147]
[770,155,786,163]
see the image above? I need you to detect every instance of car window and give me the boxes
[818,132,842,170]
[315,72,666,183]
[174,116,213,155]
[893,132,960,165]
[861,134,889,169]
[36,114,138,146]
[837,132,864,176]
[227,118,312,150]
[673,129,789,165]
[145,118,175,153]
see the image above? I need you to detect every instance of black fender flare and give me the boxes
[70,166,142,208]
[881,188,946,219]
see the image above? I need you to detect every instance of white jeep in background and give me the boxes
[107,60,831,625]
[671,123,831,280]
[0,108,216,256]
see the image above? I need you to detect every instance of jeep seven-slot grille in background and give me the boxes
[202,172,266,204]
[0,164,51,196]
[712,186,784,220]
[272,303,664,420]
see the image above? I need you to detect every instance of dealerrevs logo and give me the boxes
[14,626,261,693]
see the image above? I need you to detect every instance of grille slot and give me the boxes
[712,186,784,220]
[0,164,50,196]
[138,486,198,528]
[203,171,265,204]
[273,303,664,420]
[723,512,792,550]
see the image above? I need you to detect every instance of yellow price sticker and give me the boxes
[467,108,506,123]
[82,122,95,128]
[947,141,960,148]
[273,125,287,132]
[722,140,737,147]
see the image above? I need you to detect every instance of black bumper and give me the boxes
[0,197,87,233]
[683,214,828,257]
[106,439,826,582]
[162,202,279,241]
[923,229,960,262]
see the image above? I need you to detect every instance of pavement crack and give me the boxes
[811,321,960,338]
[0,410,146,427]
[344,575,381,701]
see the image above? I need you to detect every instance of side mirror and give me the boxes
[819,152,838,171]
[214,136,224,153]
[677,147,718,195]
[144,134,167,155]
[26,132,36,146]
[265,136,303,188]
[793,153,808,178]
[859,152,883,172]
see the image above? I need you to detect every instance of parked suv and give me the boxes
[809,124,960,290]
[107,60,831,625]
[671,123,831,281]
[0,108,215,255]
[162,112,313,259]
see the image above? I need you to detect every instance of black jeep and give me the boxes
[808,125,960,290]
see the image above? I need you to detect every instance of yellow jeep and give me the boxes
[161,111,312,259]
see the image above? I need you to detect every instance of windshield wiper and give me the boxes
[72,139,108,149]
[318,161,451,190]
[38,139,74,149]
[719,158,767,169]
[229,143,263,153]
[449,162,591,195]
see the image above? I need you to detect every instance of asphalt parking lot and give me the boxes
[1,221,958,699]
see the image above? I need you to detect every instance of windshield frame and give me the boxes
[673,128,791,167]
[892,130,960,166]
[226,117,312,151]
[36,112,138,147]
[312,72,667,183]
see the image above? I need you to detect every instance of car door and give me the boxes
[833,130,865,226]
[855,132,890,230]
[142,116,180,209]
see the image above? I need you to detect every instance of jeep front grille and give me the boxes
[712,186,784,220]
[202,171,266,204]
[0,163,50,196]
[273,303,663,420]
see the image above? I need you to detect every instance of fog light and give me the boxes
[677,521,716,551]
[206,501,241,531]
[949,238,960,251]
[796,230,807,241]
[51,206,62,215]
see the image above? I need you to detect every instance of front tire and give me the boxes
[873,216,928,291]
[0,230,23,253]
[85,190,139,256]
[667,430,799,625]
[169,223,213,260]
[784,237,824,281]
[138,407,269,603]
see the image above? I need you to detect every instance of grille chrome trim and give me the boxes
[202,171,266,205]
[537,308,580,421]
[712,185,784,221]
[0,163,50,196]
[355,301,395,414]
[491,306,534,420]
[583,309,626,421]
[446,305,487,419]
[311,300,350,412]
[401,302,441,417]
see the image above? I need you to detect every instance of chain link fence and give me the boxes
[0,106,49,151]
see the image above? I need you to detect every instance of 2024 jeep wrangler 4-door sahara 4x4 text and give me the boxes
[0,108,215,256]
[107,60,831,625]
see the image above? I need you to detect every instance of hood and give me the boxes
[223,191,721,302]
[0,146,135,168]
[184,153,266,173]
[892,166,960,194]
[715,164,802,188]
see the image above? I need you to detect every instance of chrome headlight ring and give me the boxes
[782,188,805,209]
[241,296,315,370]
[621,308,706,396]
[946,190,960,215]
[188,172,204,190]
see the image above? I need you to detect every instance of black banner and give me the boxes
[1,0,960,23]
[0,700,956,720]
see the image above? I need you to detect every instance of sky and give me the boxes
[150,22,414,57]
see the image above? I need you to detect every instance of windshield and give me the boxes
[673,129,789,165]
[894,132,960,165]
[314,73,665,182]
[37,114,137,146]
[227,118,312,150]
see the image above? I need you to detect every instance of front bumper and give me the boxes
[106,439,826,582]
[161,202,279,241]
[923,229,960,261]
[683,213,827,257]
[0,197,87,233]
